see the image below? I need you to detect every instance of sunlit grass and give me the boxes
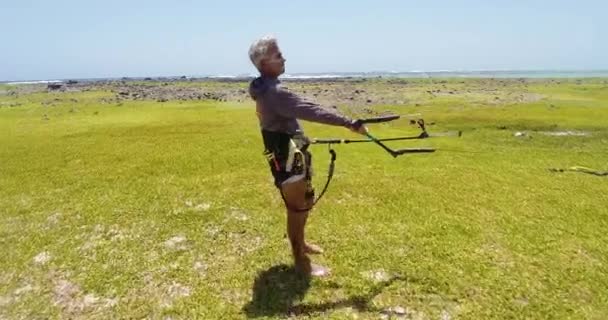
[1,79,607,319]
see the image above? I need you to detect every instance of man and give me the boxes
[248,35,368,277]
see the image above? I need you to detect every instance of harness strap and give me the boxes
[281,145,337,212]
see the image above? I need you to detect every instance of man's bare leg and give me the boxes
[302,212,324,254]
[286,209,311,272]
[282,178,329,277]
[286,209,329,276]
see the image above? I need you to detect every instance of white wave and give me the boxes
[207,74,240,78]
[281,74,356,79]
[6,80,63,85]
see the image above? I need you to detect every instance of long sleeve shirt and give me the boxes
[249,76,354,135]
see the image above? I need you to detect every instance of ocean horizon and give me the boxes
[3,70,608,84]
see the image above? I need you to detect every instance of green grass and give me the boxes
[1,79,607,319]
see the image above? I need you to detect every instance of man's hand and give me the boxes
[348,119,369,135]
[350,124,368,135]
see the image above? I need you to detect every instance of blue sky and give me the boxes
[1,0,606,81]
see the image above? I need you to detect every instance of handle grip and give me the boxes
[312,138,343,144]
[392,147,436,156]
[357,115,400,124]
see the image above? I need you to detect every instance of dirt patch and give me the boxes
[381,306,426,320]
[121,275,192,311]
[46,212,62,226]
[539,130,590,136]
[514,130,591,138]
[228,207,249,221]
[185,200,211,212]
[362,269,391,283]
[193,260,208,276]
[0,296,12,309]
[33,251,52,265]
[161,282,191,308]
[164,235,190,251]
[79,224,125,252]
[53,279,118,314]
[48,271,118,317]
[0,102,23,108]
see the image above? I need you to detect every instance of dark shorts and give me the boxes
[261,131,313,190]
[271,148,315,204]
[268,144,313,189]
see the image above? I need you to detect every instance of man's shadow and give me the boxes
[242,264,311,317]
[243,264,406,318]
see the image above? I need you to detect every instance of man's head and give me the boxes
[249,35,286,78]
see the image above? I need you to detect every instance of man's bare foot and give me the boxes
[295,257,330,277]
[295,262,330,277]
[304,243,324,255]
[310,264,330,277]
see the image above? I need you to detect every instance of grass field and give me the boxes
[1,79,607,319]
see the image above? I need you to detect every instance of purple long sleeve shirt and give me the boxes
[249,76,353,135]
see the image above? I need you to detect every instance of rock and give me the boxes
[393,306,406,315]
[47,83,63,90]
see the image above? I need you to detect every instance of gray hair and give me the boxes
[248,35,278,71]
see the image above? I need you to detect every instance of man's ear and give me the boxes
[259,58,267,72]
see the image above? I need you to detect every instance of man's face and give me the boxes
[261,44,286,77]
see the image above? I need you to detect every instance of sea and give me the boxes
[3,70,608,85]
